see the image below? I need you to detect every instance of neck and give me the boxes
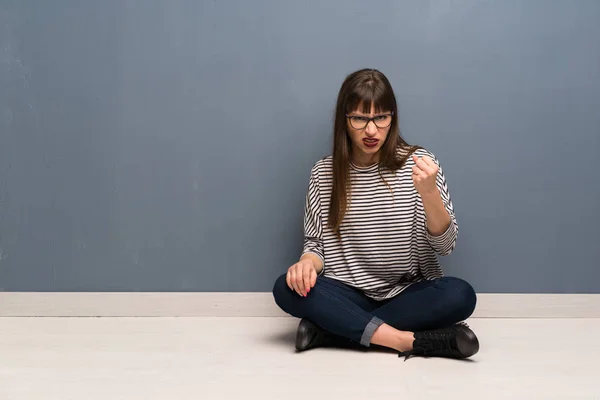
[352,152,379,167]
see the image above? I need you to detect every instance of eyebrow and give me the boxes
[348,112,391,117]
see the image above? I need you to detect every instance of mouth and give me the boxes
[362,138,379,148]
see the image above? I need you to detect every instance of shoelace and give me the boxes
[398,322,469,361]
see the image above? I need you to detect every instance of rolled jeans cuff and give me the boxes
[360,316,385,347]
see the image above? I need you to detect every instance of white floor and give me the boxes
[1,317,599,399]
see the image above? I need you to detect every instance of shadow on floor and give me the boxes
[269,330,297,347]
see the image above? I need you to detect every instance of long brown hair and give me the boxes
[328,68,421,238]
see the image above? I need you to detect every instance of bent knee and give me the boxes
[272,273,291,304]
[272,273,288,294]
[441,277,477,319]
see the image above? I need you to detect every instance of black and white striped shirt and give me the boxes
[302,147,458,301]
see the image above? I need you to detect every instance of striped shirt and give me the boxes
[301,147,458,301]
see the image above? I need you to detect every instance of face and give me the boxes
[346,103,393,166]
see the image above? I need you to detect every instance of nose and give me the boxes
[365,120,378,135]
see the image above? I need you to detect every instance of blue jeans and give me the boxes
[272,274,477,347]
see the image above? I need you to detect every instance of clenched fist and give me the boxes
[412,155,439,196]
[286,259,317,297]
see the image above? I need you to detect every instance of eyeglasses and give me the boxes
[345,112,394,130]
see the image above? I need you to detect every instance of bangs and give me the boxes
[345,84,394,114]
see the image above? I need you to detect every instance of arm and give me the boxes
[421,189,451,236]
[300,252,324,275]
[301,169,325,274]
[412,154,458,256]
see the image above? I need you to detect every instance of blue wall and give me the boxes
[1,1,599,292]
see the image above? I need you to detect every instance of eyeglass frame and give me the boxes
[345,111,395,130]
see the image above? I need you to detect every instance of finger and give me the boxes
[415,157,433,174]
[310,268,317,288]
[290,269,302,296]
[412,165,425,176]
[295,271,306,296]
[412,155,425,171]
[422,158,439,176]
[303,267,311,295]
[422,156,437,168]
[286,271,292,290]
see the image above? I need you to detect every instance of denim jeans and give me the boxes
[272,274,477,347]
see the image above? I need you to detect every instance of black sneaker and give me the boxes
[295,319,328,351]
[295,319,362,352]
[398,322,479,360]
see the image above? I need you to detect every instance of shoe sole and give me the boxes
[455,326,480,358]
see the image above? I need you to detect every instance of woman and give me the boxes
[272,69,479,360]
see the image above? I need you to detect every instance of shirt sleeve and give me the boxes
[425,156,459,256]
[301,167,325,274]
